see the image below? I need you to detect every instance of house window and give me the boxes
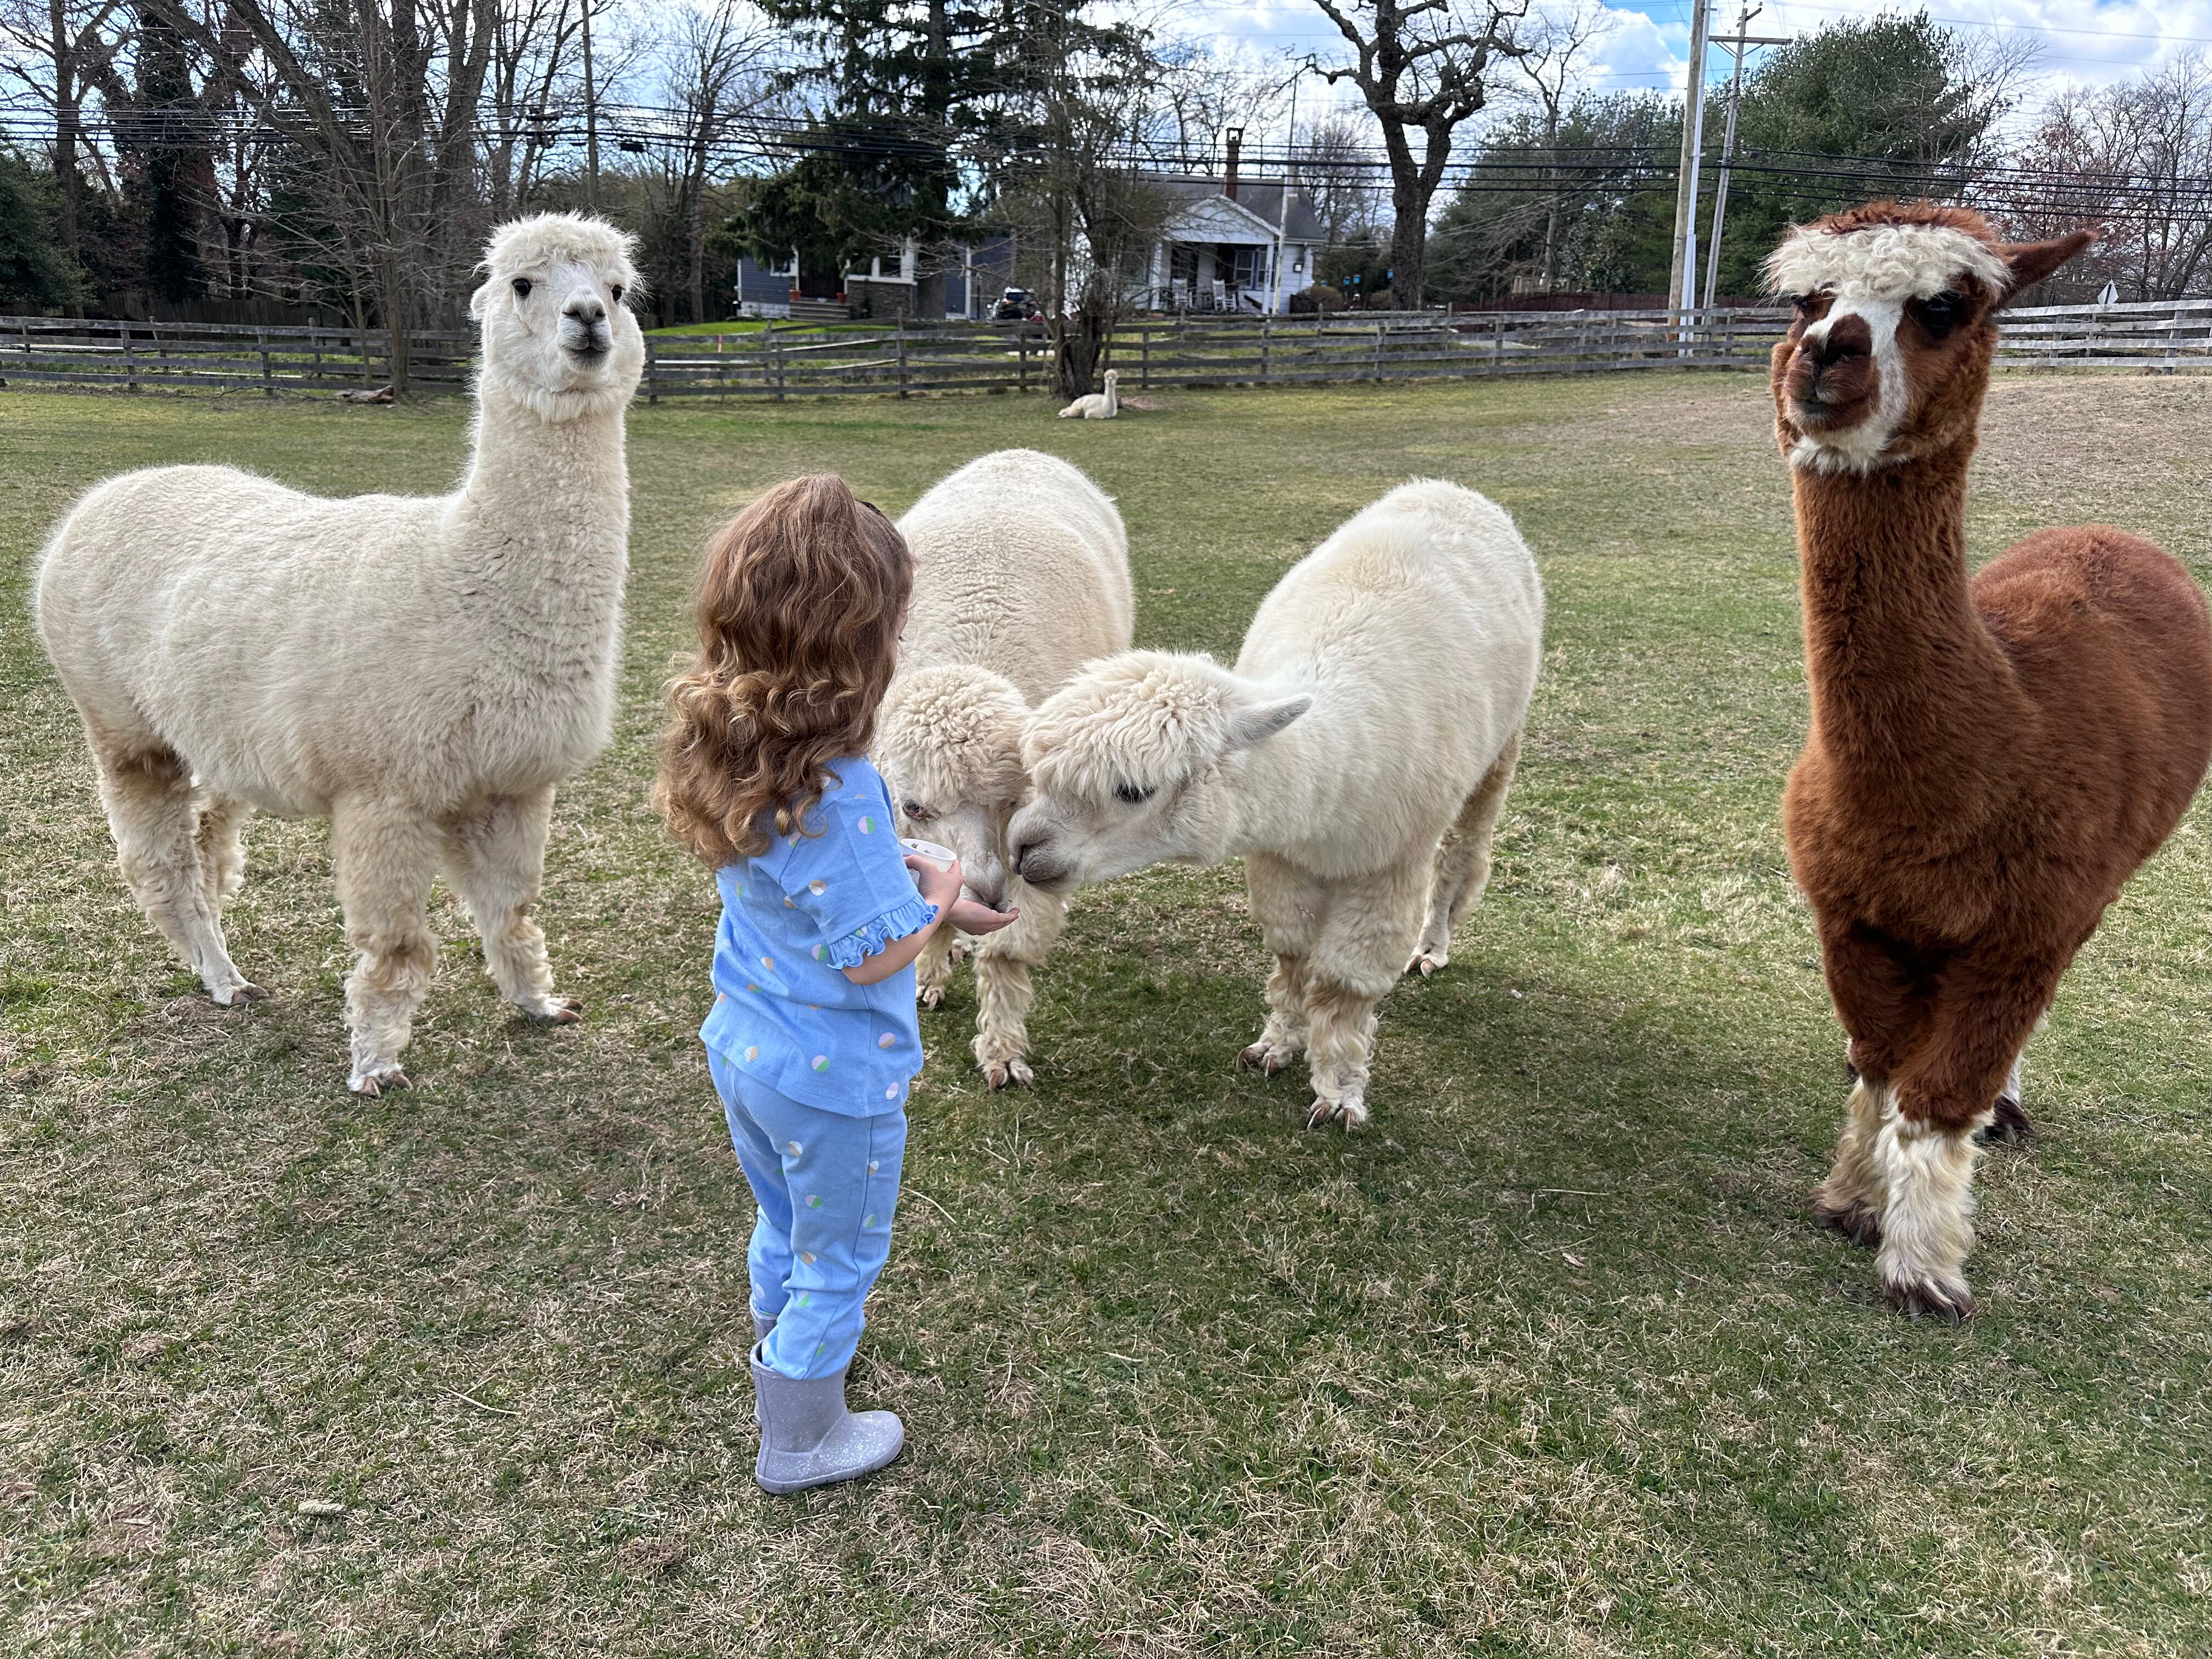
[1169,245,1198,287]
[1228,246,1266,291]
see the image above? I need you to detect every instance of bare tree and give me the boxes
[656,0,763,324]
[2001,52,2212,302]
[485,0,584,218]
[1504,0,1612,290]
[1306,0,1523,308]
[152,0,499,392]
[1290,110,1385,246]
[0,0,129,282]
[1146,38,1291,167]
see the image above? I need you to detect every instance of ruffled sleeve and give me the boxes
[820,896,940,969]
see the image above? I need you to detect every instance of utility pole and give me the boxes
[1703,7,1791,309]
[1667,0,1713,324]
[582,0,600,210]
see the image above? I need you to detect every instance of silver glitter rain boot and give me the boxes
[749,1342,904,1495]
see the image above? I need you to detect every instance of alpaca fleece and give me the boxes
[35,212,644,1096]
[1771,200,2212,1318]
[1008,479,1543,1131]
[873,448,1134,1088]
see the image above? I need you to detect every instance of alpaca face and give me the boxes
[1008,653,1308,893]
[875,667,1031,910]
[471,213,645,418]
[1766,206,2098,473]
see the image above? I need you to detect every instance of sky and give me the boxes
[1171,0,2212,136]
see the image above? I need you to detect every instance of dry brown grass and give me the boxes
[3,372,2210,1657]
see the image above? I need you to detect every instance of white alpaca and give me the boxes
[874,449,1135,1088]
[34,214,645,1097]
[1007,479,1544,1130]
[1057,368,1119,419]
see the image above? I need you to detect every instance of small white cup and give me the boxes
[900,837,957,873]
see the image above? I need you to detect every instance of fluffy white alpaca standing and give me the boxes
[1008,479,1544,1129]
[34,213,645,1096]
[873,449,1135,1087]
[1058,369,1119,420]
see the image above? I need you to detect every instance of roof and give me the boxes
[1150,176,1327,245]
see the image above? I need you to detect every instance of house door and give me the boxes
[797,265,840,299]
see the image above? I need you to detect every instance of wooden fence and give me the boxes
[5,298,2209,400]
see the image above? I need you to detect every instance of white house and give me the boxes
[1136,177,1329,314]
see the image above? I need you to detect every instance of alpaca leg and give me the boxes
[335,798,442,1096]
[1875,960,2059,1320]
[1812,1075,1888,1246]
[1239,853,1327,1076]
[1981,1050,2032,1147]
[1304,861,1429,1130]
[94,741,259,1005]
[194,792,254,913]
[972,878,1068,1090]
[438,788,578,1025]
[1408,732,1521,977]
[916,922,960,1009]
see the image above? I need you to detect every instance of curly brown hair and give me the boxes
[653,473,913,866]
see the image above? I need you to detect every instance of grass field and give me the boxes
[5,372,2211,1658]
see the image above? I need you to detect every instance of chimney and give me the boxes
[1223,127,1243,200]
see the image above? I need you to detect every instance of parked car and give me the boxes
[993,287,1042,323]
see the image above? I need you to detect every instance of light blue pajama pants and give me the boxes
[708,1049,907,1381]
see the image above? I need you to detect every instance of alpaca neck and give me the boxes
[1792,433,2027,799]
[459,373,630,539]
[1102,379,1117,415]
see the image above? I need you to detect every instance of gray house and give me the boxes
[732,239,1016,321]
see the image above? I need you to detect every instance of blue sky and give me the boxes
[1172,0,2212,132]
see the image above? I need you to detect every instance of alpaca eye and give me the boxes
[902,802,934,823]
[611,284,625,304]
[1917,292,1961,336]
[511,278,532,298]
[1115,783,1153,805]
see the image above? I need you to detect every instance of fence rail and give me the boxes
[5,300,2209,400]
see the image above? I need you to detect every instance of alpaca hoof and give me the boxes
[1406,950,1447,978]
[349,1063,410,1098]
[919,985,946,1010]
[1239,1041,1295,1076]
[1812,1192,1883,1248]
[984,1056,1034,1091]
[522,996,582,1026]
[946,941,970,968]
[1977,1096,2031,1147]
[1881,1269,1974,1323]
[213,980,267,1007]
[1306,1096,1369,1131]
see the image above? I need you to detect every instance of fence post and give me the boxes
[1491,317,1504,376]
[896,317,909,398]
[774,326,787,402]
[123,325,138,393]
[1372,323,1384,381]
[1261,313,1272,384]
[1019,329,1030,392]
[645,336,658,405]
[1141,328,1151,390]
[259,327,274,397]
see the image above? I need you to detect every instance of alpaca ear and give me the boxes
[468,279,493,320]
[1995,229,2098,308]
[1227,694,1312,750]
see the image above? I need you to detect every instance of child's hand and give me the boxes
[905,853,964,914]
[949,898,1019,935]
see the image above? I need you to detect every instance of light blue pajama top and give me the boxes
[699,757,935,1115]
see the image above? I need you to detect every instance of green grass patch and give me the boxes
[4,375,2211,1655]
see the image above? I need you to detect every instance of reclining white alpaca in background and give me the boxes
[34,214,645,1096]
[1058,369,1119,420]
[1008,480,1544,1130]
[873,449,1135,1088]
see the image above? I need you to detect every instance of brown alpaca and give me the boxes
[1768,201,2212,1319]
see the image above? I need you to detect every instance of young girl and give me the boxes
[654,473,1014,1494]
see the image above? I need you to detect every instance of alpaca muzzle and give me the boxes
[1788,314,1877,428]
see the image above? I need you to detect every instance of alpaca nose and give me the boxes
[565,296,607,326]
[1809,314,1872,368]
